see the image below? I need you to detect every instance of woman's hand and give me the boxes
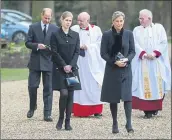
[64,65,72,73]
[114,60,127,67]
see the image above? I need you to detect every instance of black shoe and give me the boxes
[112,124,119,134]
[144,113,152,119]
[65,119,72,131]
[56,119,64,130]
[125,125,134,133]
[152,111,158,116]
[27,110,34,118]
[44,116,53,122]
[94,113,102,118]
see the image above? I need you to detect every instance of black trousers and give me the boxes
[28,69,53,117]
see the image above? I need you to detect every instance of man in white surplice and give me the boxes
[71,12,105,117]
[131,9,171,119]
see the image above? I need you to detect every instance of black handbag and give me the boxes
[115,52,125,60]
[65,72,80,87]
[79,49,85,57]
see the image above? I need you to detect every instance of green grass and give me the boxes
[1,68,29,82]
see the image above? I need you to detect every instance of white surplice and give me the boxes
[132,23,171,100]
[71,24,105,105]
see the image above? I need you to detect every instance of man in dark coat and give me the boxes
[25,8,58,121]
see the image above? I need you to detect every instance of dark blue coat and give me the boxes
[25,22,58,71]
[100,29,135,103]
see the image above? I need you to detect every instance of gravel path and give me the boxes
[1,80,171,139]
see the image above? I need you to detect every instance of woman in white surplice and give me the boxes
[132,9,171,119]
[71,12,105,117]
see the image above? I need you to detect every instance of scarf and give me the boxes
[111,26,124,58]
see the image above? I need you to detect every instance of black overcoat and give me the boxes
[50,27,81,91]
[100,29,135,103]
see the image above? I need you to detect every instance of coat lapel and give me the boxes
[37,22,44,41]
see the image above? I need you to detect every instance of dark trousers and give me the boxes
[28,69,53,117]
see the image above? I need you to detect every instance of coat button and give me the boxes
[66,40,68,43]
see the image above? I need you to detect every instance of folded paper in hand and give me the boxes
[45,45,51,51]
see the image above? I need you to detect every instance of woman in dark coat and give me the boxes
[50,11,81,131]
[100,11,135,134]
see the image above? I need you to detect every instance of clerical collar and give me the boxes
[80,26,89,30]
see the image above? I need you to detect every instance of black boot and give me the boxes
[110,103,119,133]
[65,119,72,130]
[112,122,119,133]
[152,110,158,116]
[56,118,64,130]
[144,111,152,119]
[124,101,134,133]
[64,90,74,131]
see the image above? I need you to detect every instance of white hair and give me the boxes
[139,9,153,19]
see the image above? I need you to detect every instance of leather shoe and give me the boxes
[144,113,152,119]
[44,116,53,122]
[27,110,34,118]
[94,113,102,118]
[152,111,158,116]
[125,125,134,133]
[56,118,64,130]
[112,124,119,134]
[65,119,72,130]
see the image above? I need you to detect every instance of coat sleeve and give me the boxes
[133,27,147,59]
[25,25,39,52]
[69,33,80,67]
[153,24,168,55]
[126,31,136,63]
[50,32,67,67]
[100,32,114,66]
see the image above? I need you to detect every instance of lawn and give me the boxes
[1,68,29,82]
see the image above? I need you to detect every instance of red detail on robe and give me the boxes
[72,103,103,117]
[132,96,163,111]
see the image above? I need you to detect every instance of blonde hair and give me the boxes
[42,8,52,16]
[60,11,73,21]
[112,11,125,22]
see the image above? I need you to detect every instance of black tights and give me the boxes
[110,101,132,128]
[58,89,74,121]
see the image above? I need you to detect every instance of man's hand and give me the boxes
[37,44,46,50]
[114,60,127,67]
[80,44,87,50]
[64,65,72,73]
